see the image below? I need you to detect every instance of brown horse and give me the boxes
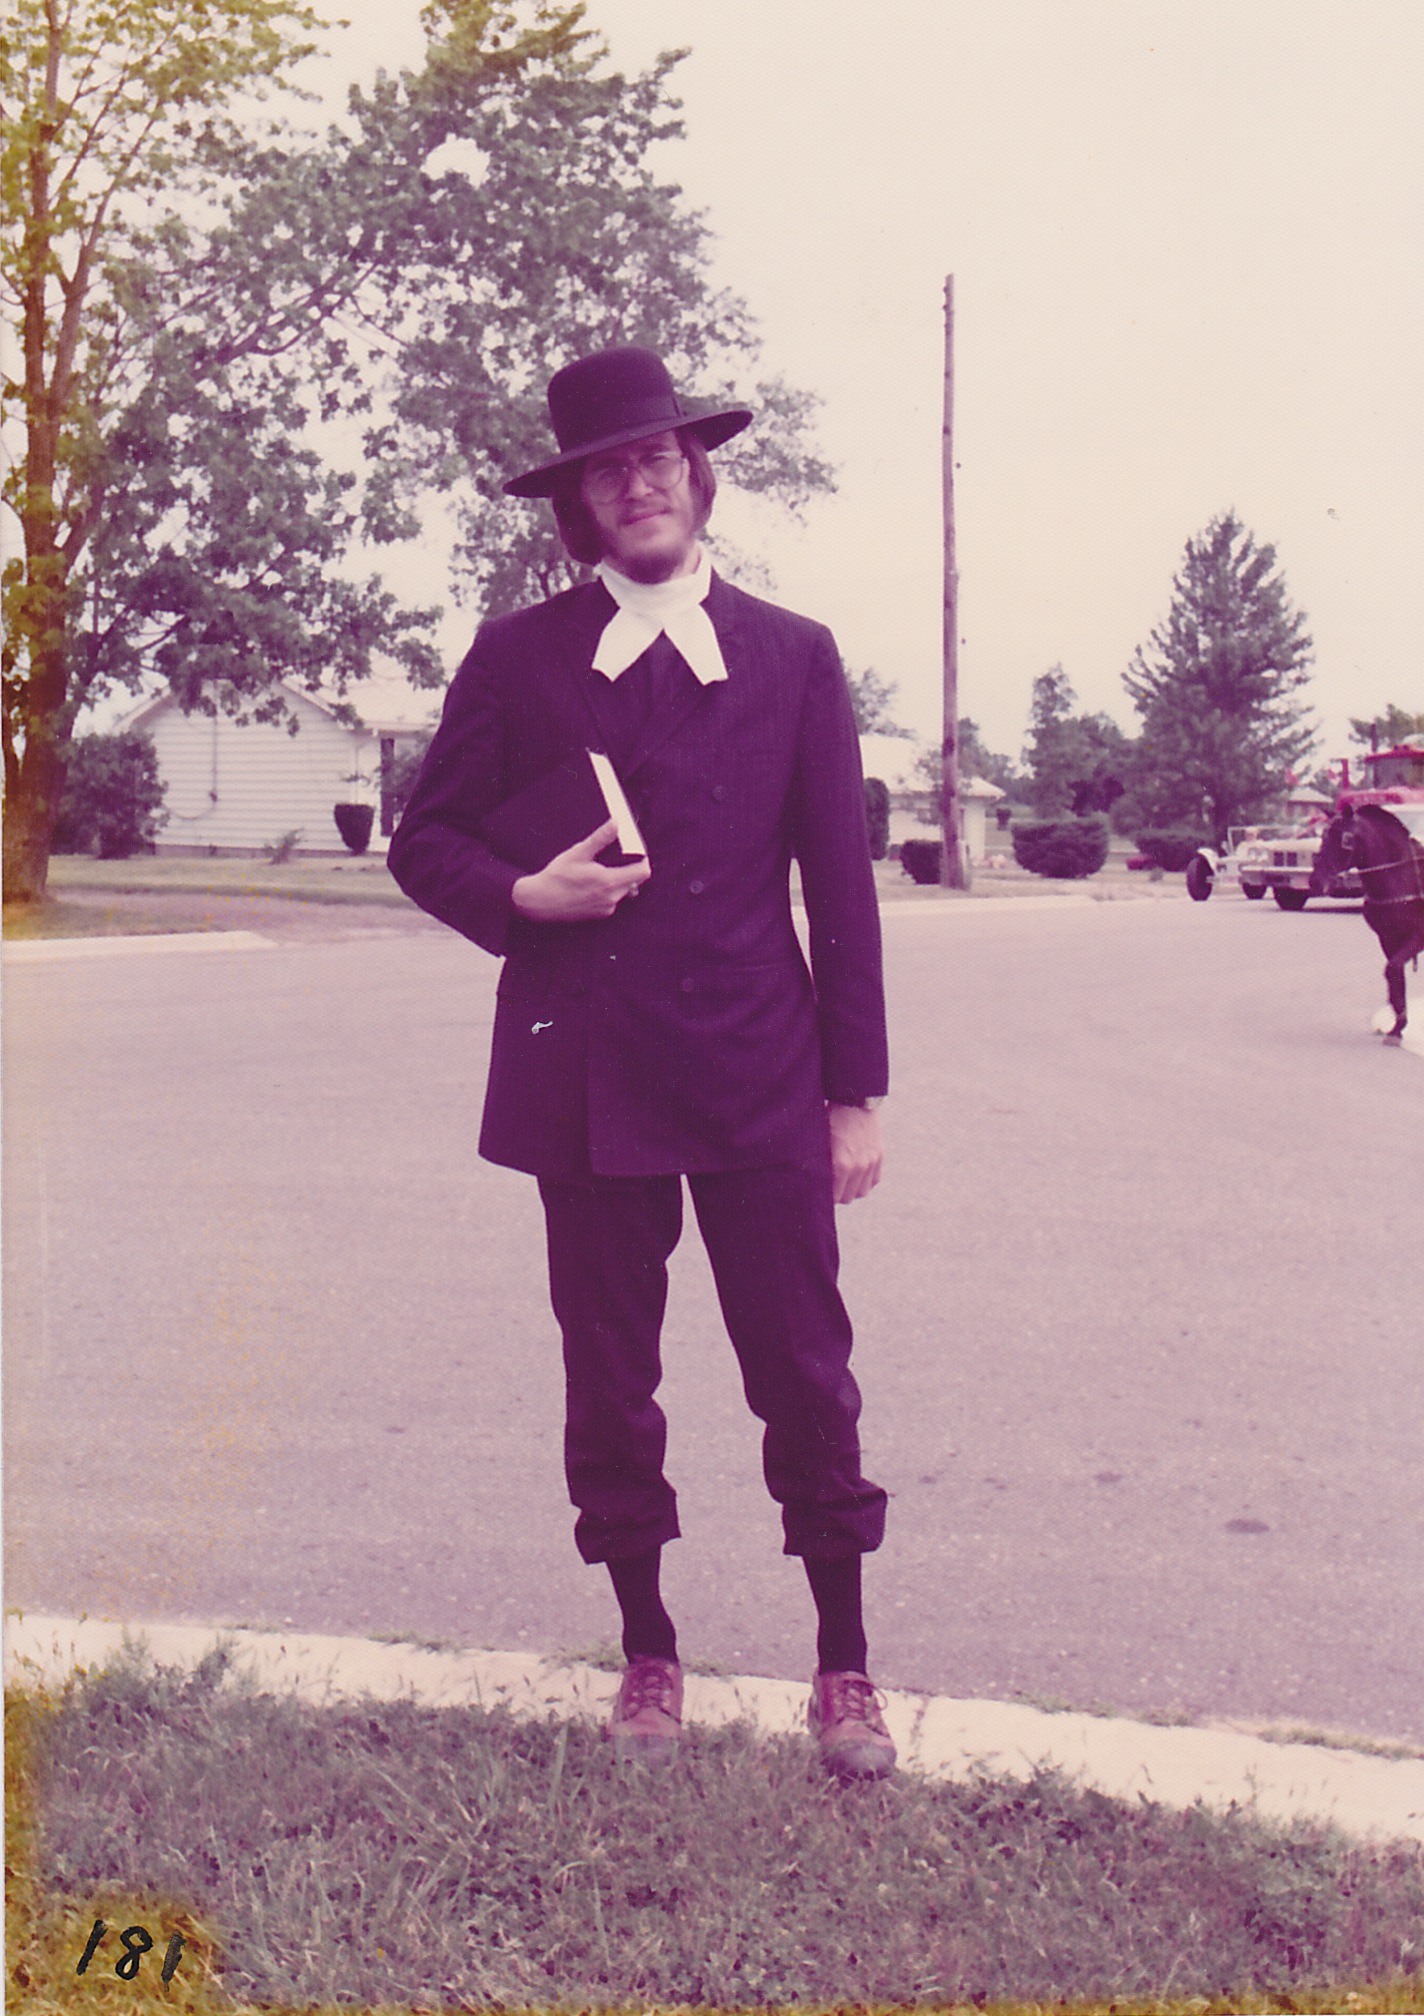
[1311,804,1424,1043]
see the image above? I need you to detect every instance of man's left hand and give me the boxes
[827,1103,884,1204]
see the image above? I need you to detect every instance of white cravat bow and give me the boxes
[592,548,728,686]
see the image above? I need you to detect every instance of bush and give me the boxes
[52,731,167,858]
[899,838,943,884]
[863,777,890,860]
[384,734,432,832]
[1134,827,1212,873]
[1011,817,1109,879]
[333,802,375,854]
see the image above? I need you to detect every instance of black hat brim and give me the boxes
[503,406,753,499]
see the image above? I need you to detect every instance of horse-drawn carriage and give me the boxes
[1186,737,1424,1042]
[1185,737,1424,911]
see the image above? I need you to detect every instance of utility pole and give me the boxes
[940,274,968,888]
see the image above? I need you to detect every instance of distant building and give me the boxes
[116,681,430,855]
[859,735,1006,862]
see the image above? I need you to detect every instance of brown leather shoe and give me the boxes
[808,1670,897,1780]
[606,1655,683,1764]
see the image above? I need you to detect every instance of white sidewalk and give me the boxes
[8,1611,1422,1847]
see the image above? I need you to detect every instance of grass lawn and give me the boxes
[4,850,1176,943]
[3,857,419,942]
[44,853,413,906]
[8,1652,1422,2015]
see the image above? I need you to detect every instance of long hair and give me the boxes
[550,430,717,566]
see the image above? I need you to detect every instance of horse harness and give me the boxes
[1350,831,1424,906]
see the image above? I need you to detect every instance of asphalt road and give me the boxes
[6,890,1422,1742]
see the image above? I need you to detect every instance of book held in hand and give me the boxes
[479,747,647,872]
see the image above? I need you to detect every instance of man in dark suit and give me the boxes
[389,345,893,1778]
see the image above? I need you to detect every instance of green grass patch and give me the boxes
[2,897,208,941]
[43,853,412,906]
[8,1651,1423,2014]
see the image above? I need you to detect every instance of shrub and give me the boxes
[863,777,890,860]
[384,734,432,832]
[52,731,167,858]
[1011,817,1109,879]
[333,802,375,854]
[899,838,943,884]
[1134,826,1212,873]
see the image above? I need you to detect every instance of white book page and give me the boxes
[588,749,648,858]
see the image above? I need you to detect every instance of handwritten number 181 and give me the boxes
[76,1918,184,1983]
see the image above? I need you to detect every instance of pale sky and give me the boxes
[296,0,1423,764]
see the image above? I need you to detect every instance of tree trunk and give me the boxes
[3,737,67,903]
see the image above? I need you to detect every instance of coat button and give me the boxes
[688,878,705,895]
[680,977,695,993]
[711,784,727,801]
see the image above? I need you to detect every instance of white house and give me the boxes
[858,734,1006,862]
[117,681,430,856]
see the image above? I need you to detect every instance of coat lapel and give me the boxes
[620,571,744,780]
[548,579,617,748]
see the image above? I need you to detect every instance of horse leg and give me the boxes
[1383,955,1407,1043]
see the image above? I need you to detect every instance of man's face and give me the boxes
[580,430,700,582]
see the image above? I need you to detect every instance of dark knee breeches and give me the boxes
[537,1161,887,1564]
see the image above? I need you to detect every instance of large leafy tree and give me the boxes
[0,0,410,900]
[844,666,912,739]
[342,11,832,615]
[1020,665,1130,817]
[1123,511,1315,841]
[913,717,1020,807]
[3,0,832,900]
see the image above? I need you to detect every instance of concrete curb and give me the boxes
[3,930,277,962]
[8,1612,1422,1846]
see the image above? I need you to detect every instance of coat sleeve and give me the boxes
[386,633,522,957]
[787,626,890,1105]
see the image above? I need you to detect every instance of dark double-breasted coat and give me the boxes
[387,571,889,1179]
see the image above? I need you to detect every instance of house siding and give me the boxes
[140,690,380,854]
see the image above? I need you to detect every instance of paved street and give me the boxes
[6,892,1422,1742]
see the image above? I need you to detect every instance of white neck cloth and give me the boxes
[592,548,727,685]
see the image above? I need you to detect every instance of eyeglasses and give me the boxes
[582,446,687,504]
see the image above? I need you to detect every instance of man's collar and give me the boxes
[590,547,727,684]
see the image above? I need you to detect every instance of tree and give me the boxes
[1020,667,1130,817]
[1,0,404,899]
[350,15,832,615]
[913,715,1019,805]
[1349,704,1424,749]
[1122,511,1315,841]
[3,0,833,900]
[844,666,912,739]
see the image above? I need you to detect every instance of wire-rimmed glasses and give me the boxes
[582,446,687,504]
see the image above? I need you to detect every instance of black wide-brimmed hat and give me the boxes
[504,345,752,498]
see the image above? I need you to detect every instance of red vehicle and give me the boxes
[1314,735,1424,901]
[1334,735,1424,810]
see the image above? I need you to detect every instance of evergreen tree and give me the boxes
[1348,704,1424,749]
[1123,511,1315,841]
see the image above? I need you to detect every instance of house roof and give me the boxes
[116,679,375,738]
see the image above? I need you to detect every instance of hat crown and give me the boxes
[547,346,686,456]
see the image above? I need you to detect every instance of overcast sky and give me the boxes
[300,0,1423,763]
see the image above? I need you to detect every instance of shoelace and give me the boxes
[622,1662,679,1717]
[820,1674,886,1728]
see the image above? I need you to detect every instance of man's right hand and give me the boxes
[511,819,651,922]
